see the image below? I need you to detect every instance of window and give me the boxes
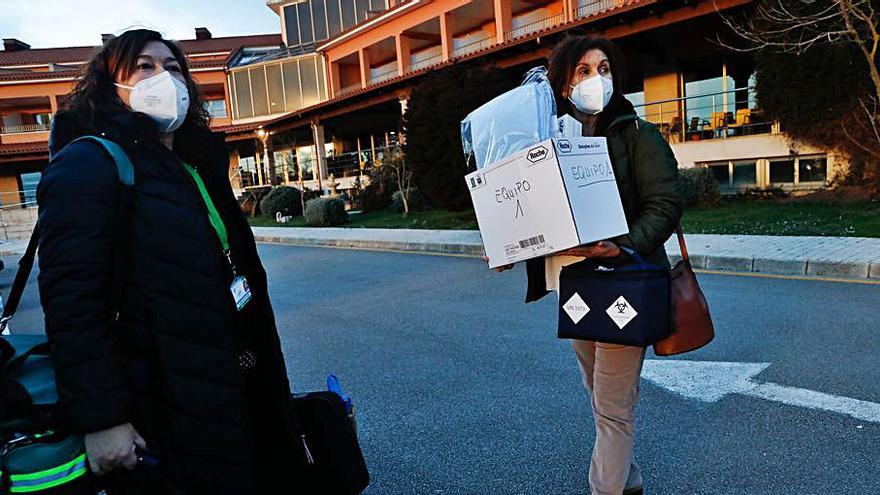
[685,76,735,127]
[316,58,327,100]
[203,99,227,119]
[312,0,328,41]
[232,70,253,119]
[798,157,827,183]
[732,160,757,187]
[20,172,41,207]
[282,61,303,111]
[266,64,285,113]
[300,58,319,107]
[250,67,269,116]
[327,0,342,37]
[355,0,370,23]
[284,4,300,46]
[369,0,385,12]
[708,163,730,187]
[769,159,795,184]
[341,0,356,29]
[297,1,314,45]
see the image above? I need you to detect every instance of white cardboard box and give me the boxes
[465,137,629,268]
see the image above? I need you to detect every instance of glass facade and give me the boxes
[230,54,327,120]
[20,172,41,206]
[798,157,827,183]
[204,99,228,119]
[283,0,390,50]
[769,159,795,184]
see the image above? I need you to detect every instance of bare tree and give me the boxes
[719,0,880,158]
[383,148,413,216]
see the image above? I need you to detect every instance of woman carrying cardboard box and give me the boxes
[488,35,683,495]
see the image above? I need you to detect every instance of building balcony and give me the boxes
[0,122,51,134]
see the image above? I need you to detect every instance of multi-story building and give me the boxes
[0,28,282,234]
[0,0,848,235]
[225,0,844,197]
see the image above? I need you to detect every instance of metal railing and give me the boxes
[577,0,619,18]
[633,87,776,144]
[452,35,494,58]
[0,123,51,134]
[237,145,403,189]
[504,12,566,40]
[409,53,444,73]
[370,66,400,85]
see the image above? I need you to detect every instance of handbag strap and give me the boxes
[675,224,689,263]
[0,136,135,334]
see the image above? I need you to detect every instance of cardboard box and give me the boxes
[465,137,629,268]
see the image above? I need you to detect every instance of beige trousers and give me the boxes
[571,340,646,495]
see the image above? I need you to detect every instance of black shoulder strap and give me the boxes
[0,225,40,333]
[0,136,135,334]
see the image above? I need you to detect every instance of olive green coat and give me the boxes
[525,104,683,303]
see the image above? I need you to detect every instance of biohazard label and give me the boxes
[606,295,638,330]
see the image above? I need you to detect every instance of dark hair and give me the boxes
[59,29,212,164]
[546,35,626,115]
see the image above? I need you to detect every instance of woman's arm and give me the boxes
[36,141,134,434]
[612,121,683,255]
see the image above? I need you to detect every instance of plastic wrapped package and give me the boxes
[461,66,557,170]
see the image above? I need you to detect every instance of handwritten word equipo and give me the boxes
[494,180,532,203]
[571,162,613,182]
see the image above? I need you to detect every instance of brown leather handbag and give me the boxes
[653,226,714,356]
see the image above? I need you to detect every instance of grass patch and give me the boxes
[248,209,478,230]
[682,200,880,237]
[248,200,880,237]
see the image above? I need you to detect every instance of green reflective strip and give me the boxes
[10,454,86,482]
[181,162,229,251]
[10,466,87,493]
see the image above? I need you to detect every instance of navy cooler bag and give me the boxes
[558,248,671,346]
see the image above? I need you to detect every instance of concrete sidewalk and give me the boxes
[252,227,880,280]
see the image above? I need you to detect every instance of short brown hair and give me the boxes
[546,35,625,115]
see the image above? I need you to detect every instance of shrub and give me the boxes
[679,167,722,207]
[404,64,520,210]
[304,196,349,226]
[357,167,396,212]
[391,188,430,213]
[259,186,303,218]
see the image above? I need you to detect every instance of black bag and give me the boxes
[288,391,370,495]
[0,136,135,494]
[558,248,671,346]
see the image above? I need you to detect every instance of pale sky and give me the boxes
[0,0,281,48]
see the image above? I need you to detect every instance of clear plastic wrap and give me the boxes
[461,66,557,170]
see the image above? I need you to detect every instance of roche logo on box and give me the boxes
[557,139,572,153]
[469,174,484,189]
[526,146,548,163]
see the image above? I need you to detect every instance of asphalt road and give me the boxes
[2,245,878,494]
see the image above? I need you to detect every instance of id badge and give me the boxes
[231,275,253,311]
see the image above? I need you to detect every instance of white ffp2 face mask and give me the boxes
[116,71,190,133]
[568,74,614,115]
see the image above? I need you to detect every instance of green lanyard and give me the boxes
[181,162,229,253]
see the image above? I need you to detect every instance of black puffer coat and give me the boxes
[37,112,300,493]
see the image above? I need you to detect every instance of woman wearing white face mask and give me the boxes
[38,29,302,493]
[494,36,682,495]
